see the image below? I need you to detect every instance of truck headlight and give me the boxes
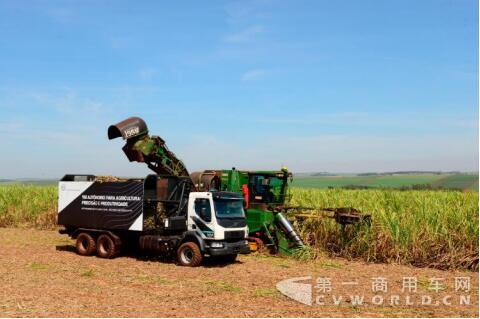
[210,242,224,248]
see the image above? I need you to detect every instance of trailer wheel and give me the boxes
[96,234,119,259]
[76,233,96,256]
[177,242,203,267]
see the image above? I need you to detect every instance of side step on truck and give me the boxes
[58,174,250,266]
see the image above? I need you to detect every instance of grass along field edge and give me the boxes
[0,185,478,270]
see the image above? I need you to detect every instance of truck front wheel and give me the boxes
[177,242,203,267]
[76,232,96,256]
[96,234,119,259]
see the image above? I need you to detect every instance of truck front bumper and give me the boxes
[207,241,250,256]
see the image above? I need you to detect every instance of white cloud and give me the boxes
[32,89,107,115]
[253,112,479,130]
[224,0,273,25]
[45,7,74,24]
[0,121,23,132]
[138,67,157,80]
[175,133,479,173]
[254,112,366,125]
[109,36,134,49]
[268,134,478,173]
[1,127,477,178]
[224,25,265,43]
[241,68,267,81]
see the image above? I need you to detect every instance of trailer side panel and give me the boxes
[58,180,144,231]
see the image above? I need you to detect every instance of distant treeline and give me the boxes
[357,171,462,176]
[332,184,465,191]
[310,172,336,176]
[304,171,468,177]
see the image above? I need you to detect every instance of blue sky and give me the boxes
[0,0,478,178]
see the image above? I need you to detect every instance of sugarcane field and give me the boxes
[0,1,478,319]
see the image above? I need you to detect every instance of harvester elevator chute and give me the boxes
[108,116,189,177]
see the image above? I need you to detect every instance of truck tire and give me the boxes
[96,234,119,259]
[177,242,203,267]
[76,232,96,256]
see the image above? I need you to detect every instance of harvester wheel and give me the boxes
[177,242,203,267]
[76,232,96,256]
[96,234,119,259]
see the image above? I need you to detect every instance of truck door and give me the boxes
[190,197,215,238]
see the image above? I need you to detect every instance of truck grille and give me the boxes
[224,230,245,241]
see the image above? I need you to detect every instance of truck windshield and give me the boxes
[213,198,245,219]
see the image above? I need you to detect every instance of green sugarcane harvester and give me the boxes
[190,169,371,254]
[109,117,371,255]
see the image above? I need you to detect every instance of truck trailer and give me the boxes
[58,174,250,266]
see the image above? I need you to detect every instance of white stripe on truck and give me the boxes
[128,214,143,231]
[58,181,94,212]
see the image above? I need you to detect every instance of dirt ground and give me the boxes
[0,228,478,318]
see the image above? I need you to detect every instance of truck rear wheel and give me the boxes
[76,232,96,256]
[96,234,119,259]
[177,242,203,267]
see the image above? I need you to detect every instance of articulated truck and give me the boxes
[58,173,250,266]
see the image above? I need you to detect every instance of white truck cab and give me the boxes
[186,191,249,257]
